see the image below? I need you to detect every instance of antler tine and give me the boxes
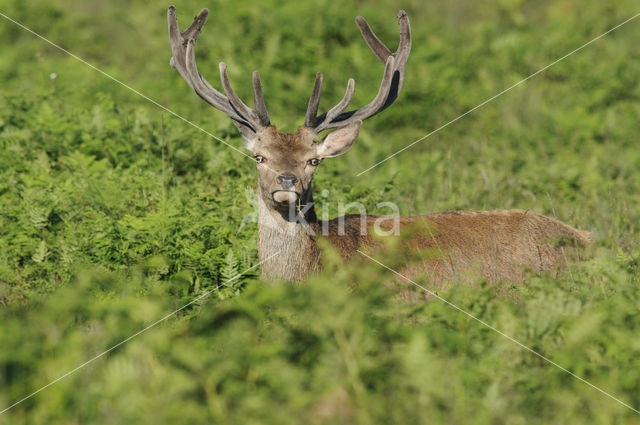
[308,11,411,133]
[314,56,395,133]
[394,10,411,92]
[169,8,230,112]
[305,72,324,127]
[168,6,207,60]
[183,40,241,121]
[314,78,355,131]
[355,16,392,64]
[219,63,261,126]
[253,71,270,126]
[168,6,270,135]
[347,56,395,118]
[356,11,410,93]
[324,78,355,123]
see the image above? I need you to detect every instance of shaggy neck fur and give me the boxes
[257,187,321,281]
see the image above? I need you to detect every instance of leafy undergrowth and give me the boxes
[0,92,259,298]
[1,0,640,423]
[1,251,639,425]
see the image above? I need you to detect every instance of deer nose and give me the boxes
[276,174,298,189]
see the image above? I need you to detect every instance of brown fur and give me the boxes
[259,208,591,285]
[253,127,593,285]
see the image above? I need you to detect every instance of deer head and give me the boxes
[167,6,410,218]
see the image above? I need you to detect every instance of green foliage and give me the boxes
[1,0,640,423]
[1,254,640,424]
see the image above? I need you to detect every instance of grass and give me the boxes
[1,0,640,423]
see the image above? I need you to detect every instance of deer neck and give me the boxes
[257,189,321,281]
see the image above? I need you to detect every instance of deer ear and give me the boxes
[316,120,362,158]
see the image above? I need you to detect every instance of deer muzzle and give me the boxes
[272,174,300,203]
[272,190,299,203]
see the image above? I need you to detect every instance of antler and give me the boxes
[305,10,411,133]
[168,6,270,140]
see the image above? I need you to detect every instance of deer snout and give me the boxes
[276,174,298,190]
[272,174,300,203]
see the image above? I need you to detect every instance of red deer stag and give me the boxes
[168,6,592,284]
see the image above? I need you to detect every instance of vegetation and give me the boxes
[0,0,639,423]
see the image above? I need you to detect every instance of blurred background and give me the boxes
[1,0,639,423]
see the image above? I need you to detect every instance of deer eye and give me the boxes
[307,158,321,166]
[255,155,265,164]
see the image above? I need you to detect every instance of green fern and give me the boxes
[31,240,49,263]
[220,249,240,286]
